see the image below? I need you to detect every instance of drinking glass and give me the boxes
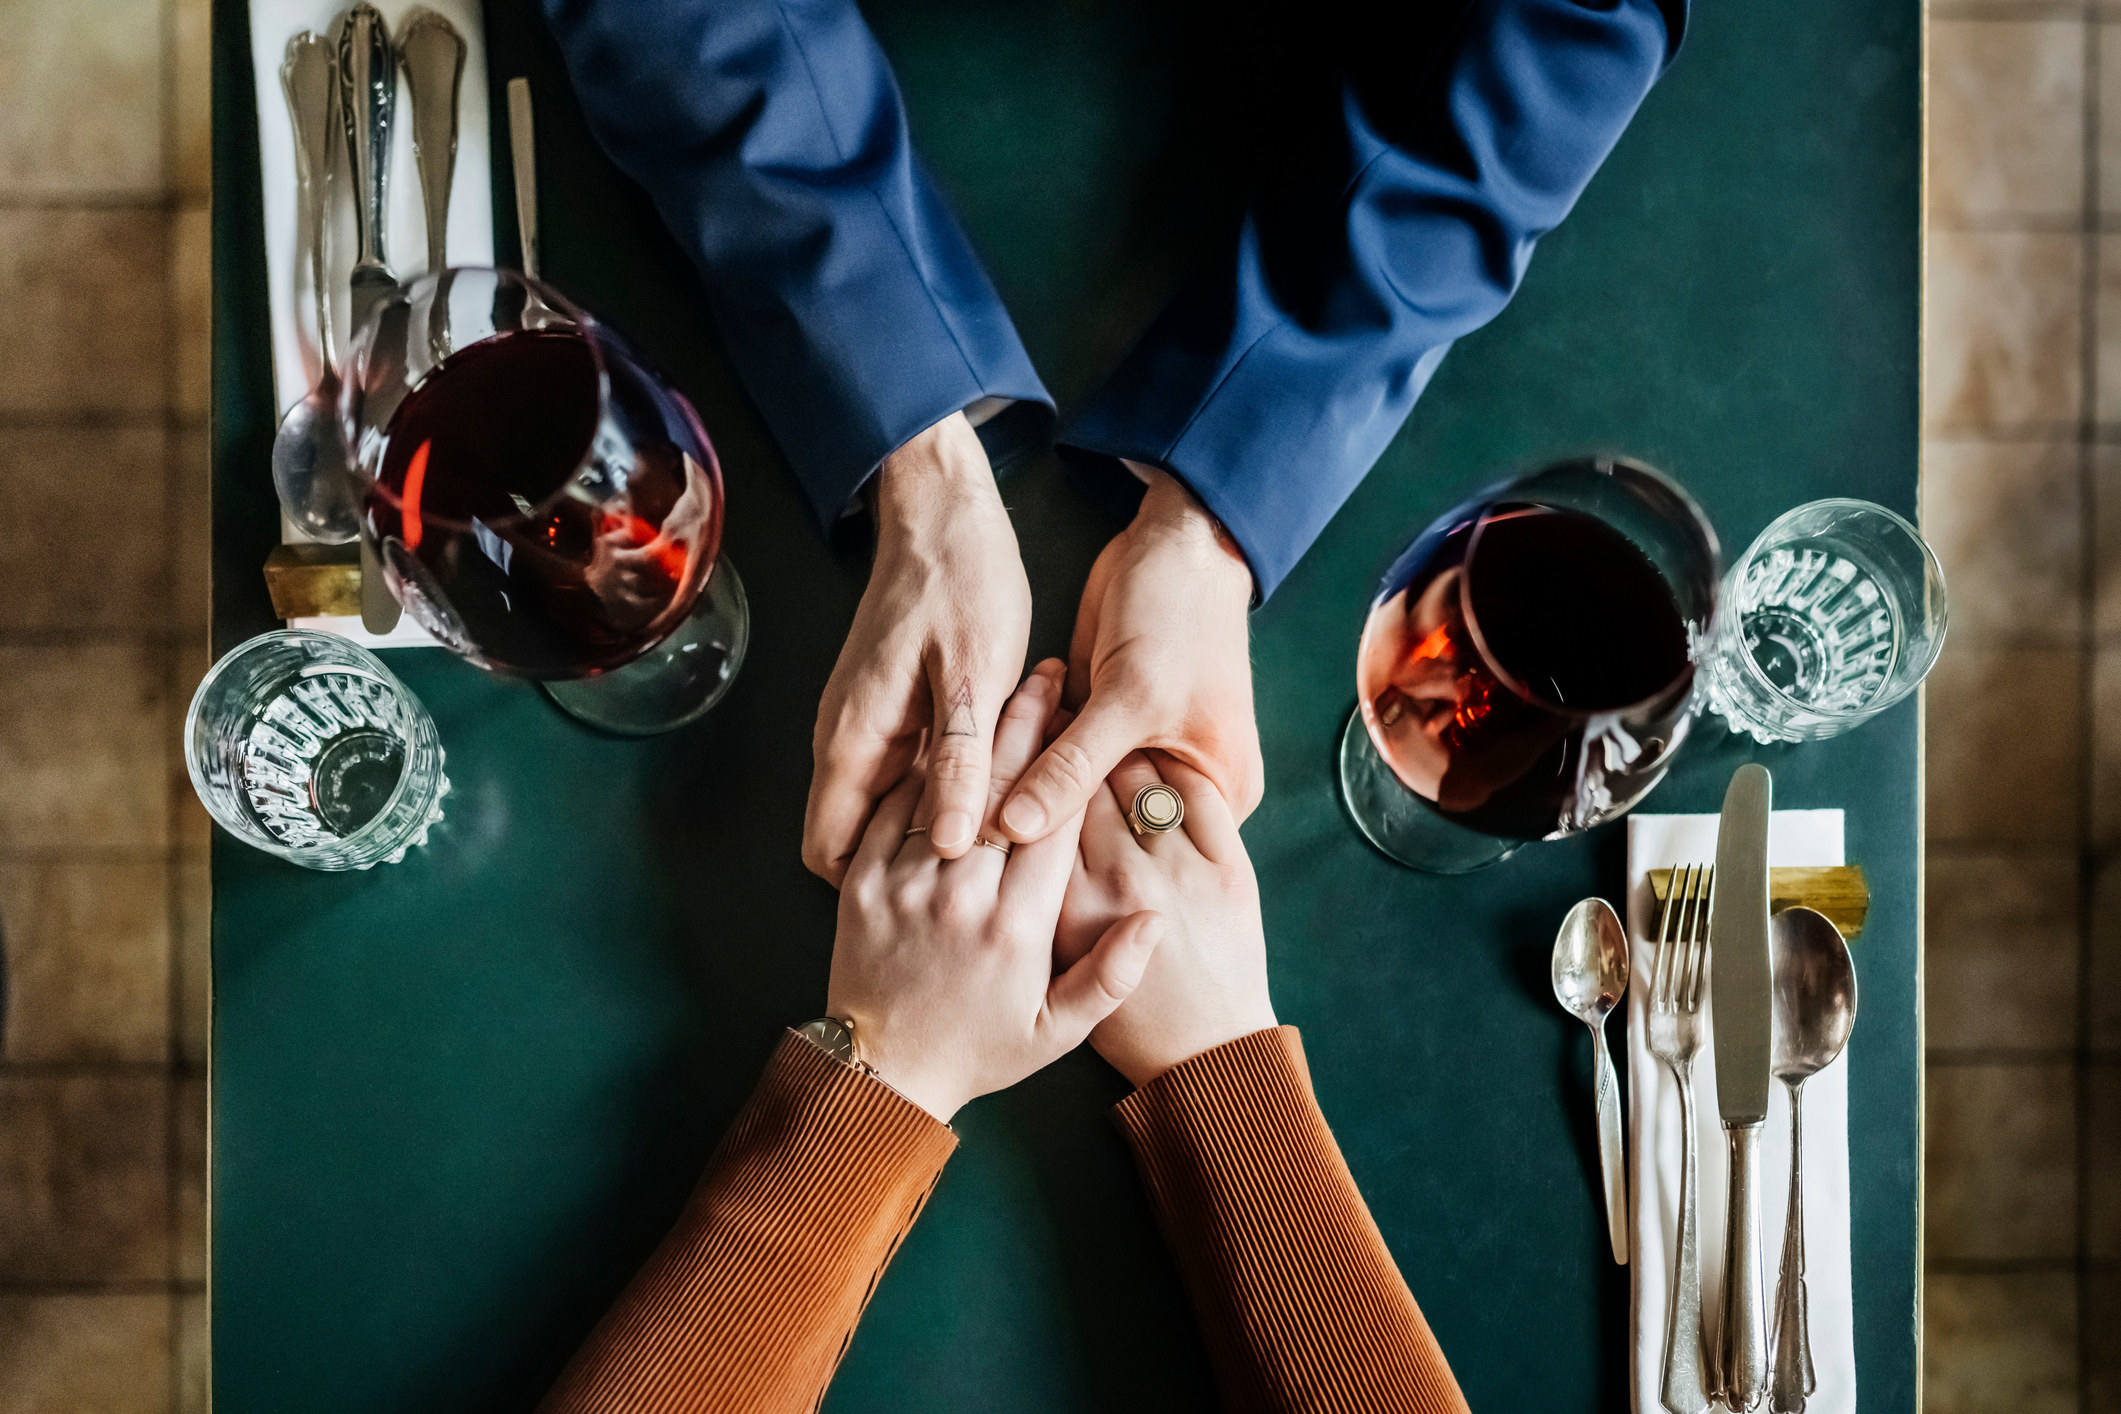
[1699,499,1947,742]
[1340,456,1720,872]
[185,630,449,870]
[341,266,748,735]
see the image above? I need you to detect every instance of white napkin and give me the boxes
[251,0,496,646]
[1625,812,1856,1414]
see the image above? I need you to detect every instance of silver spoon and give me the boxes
[270,32,361,543]
[1553,897,1631,1264]
[398,9,464,280]
[1767,906,1858,1413]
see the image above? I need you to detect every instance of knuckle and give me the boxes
[1034,739,1098,798]
[925,750,985,785]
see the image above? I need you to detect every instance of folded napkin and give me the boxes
[251,0,496,646]
[1625,812,1855,1414]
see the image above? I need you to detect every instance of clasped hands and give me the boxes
[808,412,1272,1120]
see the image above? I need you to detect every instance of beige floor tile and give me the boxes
[1925,647,2083,845]
[174,849,208,1071]
[0,642,169,852]
[2090,237,2121,425]
[0,0,165,198]
[1921,439,2081,646]
[168,636,212,852]
[1929,20,2084,222]
[2091,1267,2121,1414]
[2098,857,2121,1051]
[1924,1270,2079,1414]
[0,426,169,633]
[0,1074,168,1283]
[2103,25,2121,224]
[0,858,169,1064]
[0,1293,172,1414]
[168,203,210,421]
[1925,851,2079,1050]
[0,208,168,417]
[1928,231,2081,431]
[1926,1062,2077,1261]
[170,0,211,202]
[2098,648,2121,847]
[2090,1062,2121,1262]
[176,1292,207,1414]
[174,1074,203,1285]
[172,426,209,635]
[2099,446,2121,642]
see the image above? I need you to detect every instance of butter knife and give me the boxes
[338,4,403,634]
[339,3,398,338]
[1710,763,1774,1410]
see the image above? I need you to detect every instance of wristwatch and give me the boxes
[795,1016,872,1074]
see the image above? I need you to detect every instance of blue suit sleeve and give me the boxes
[1059,0,1685,600]
[541,0,1054,532]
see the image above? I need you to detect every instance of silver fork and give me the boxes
[1649,864,1714,1414]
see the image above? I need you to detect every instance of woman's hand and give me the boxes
[1057,750,1277,1088]
[828,662,1165,1122]
[804,413,1033,884]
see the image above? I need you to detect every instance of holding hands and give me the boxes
[808,423,1273,1101]
[829,662,1168,1120]
[803,419,1260,887]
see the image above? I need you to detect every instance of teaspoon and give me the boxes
[1767,906,1857,1413]
[270,32,361,543]
[1553,897,1631,1264]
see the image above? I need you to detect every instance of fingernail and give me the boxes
[932,811,974,850]
[1001,795,1046,838]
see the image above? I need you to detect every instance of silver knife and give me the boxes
[1711,763,1773,1410]
[339,4,399,338]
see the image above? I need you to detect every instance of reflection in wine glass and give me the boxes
[1340,457,1720,873]
[341,267,748,734]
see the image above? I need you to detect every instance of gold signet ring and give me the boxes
[1129,783,1184,836]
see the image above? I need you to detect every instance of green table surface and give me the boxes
[209,2,1923,1409]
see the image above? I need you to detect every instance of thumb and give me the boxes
[922,659,992,855]
[1039,910,1163,1050]
[1000,690,1145,843]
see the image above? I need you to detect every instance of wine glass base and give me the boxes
[1336,709,1523,874]
[541,557,750,736]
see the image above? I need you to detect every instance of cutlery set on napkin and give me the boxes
[249,0,493,645]
[1565,767,1861,1414]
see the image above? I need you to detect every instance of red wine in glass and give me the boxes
[346,268,747,733]
[366,326,712,675]
[1341,457,1719,871]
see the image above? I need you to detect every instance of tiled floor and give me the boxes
[0,0,212,1408]
[0,2,2114,1410]
[1925,3,2120,1411]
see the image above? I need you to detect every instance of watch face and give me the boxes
[798,1017,858,1066]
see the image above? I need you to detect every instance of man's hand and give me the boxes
[803,413,1031,885]
[999,469,1260,845]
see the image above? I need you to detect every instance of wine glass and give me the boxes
[1339,456,1720,873]
[340,266,749,734]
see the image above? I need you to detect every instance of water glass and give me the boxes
[185,630,449,870]
[1700,499,1947,742]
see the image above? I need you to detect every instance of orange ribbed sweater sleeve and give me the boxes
[540,1032,957,1414]
[1114,1025,1471,1414]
